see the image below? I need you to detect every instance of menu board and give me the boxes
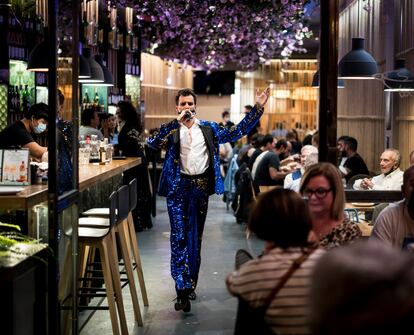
[1,149,30,185]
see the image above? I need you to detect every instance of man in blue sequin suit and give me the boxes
[148,87,270,312]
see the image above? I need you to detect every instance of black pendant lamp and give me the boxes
[87,55,114,87]
[384,59,414,92]
[79,48,104,83]
[79,54,92,79]
[338,38,378,79]
[27,40,49,72]
[311,70,345,88]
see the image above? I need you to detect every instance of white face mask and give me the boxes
[33,119,47,134]
[117,121,126,132]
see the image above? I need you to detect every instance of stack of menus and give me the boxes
[0,149,30,186]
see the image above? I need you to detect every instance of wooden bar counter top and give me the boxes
[0,157,141,211]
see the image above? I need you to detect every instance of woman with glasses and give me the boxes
[300,162,361,249]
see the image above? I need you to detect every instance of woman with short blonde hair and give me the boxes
[300,162,361,248]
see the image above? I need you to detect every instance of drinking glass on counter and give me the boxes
[79,148,90,165]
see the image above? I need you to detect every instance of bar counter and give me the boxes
[0,157,142,211]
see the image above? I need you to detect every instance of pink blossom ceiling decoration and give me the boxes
[115,0,313,70]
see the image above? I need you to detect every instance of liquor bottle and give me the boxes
[22,84,30,113]
[99,141,106,165]
[93,89,100,106]
[83,88,90,108]
[19,161,26,182]
[14,86,20,111]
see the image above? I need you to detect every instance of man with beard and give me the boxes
[338,136,369,183]
[370,166,414,250]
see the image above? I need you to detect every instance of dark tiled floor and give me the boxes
[80,195,263,334]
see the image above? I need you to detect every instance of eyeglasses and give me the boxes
[302,188,332,199]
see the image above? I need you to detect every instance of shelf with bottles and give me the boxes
[107,87,132,106]
[7,60,35,126]
[81,85,108,112]
[125,53,140,76]
[5,12,45,62]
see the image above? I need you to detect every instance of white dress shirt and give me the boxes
[353,168,404,190]
[179,119,209,175]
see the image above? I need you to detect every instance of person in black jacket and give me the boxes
[115,101,152,231]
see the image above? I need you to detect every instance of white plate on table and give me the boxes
[0,186,24,194]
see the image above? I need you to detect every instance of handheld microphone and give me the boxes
[183,110,192,121]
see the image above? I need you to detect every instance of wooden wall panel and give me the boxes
[338,0,387,172]
[237,60,318,136]
[393,0,414,169]
[140,53,193,131]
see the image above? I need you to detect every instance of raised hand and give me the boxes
[255,87,271,108]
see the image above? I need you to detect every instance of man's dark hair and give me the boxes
[275,139,288,150]
[337,135,349,143]
[250,133,262,148]
[261,134,274,147]
[25,103,48,120]
[175,88,197,105]
[81,108,96,126]
[344,136,358,151]
[222,110,230,118]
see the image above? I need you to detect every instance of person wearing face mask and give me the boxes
[370,166,414,250]
[353,149,403,190]
[115,100,152,231]
[0,103,48,161]
[148,87,270,312]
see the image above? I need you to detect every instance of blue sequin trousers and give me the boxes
[167,175,209,294]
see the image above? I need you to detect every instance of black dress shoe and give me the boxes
[188,291,196,300]
[174,297,191,312]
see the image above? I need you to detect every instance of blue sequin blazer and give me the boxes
[147,104,264,197]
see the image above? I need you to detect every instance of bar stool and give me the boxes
[126,179,149,306]
[77,191,128,335]
[81,178,149,306]
[80,184,145,325]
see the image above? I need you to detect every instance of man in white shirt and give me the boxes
[148,87,270,312]
[370,166,414,250]
[353,149,403,190]
[284,145,318,192]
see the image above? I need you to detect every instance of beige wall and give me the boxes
[195,95,231,123]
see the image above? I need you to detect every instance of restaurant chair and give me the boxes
[346,174,370,189]
[127,178,149,306]
[344,208,359,223]
[77,191,128,335]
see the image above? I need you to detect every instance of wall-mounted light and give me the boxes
[338,38,378,79]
